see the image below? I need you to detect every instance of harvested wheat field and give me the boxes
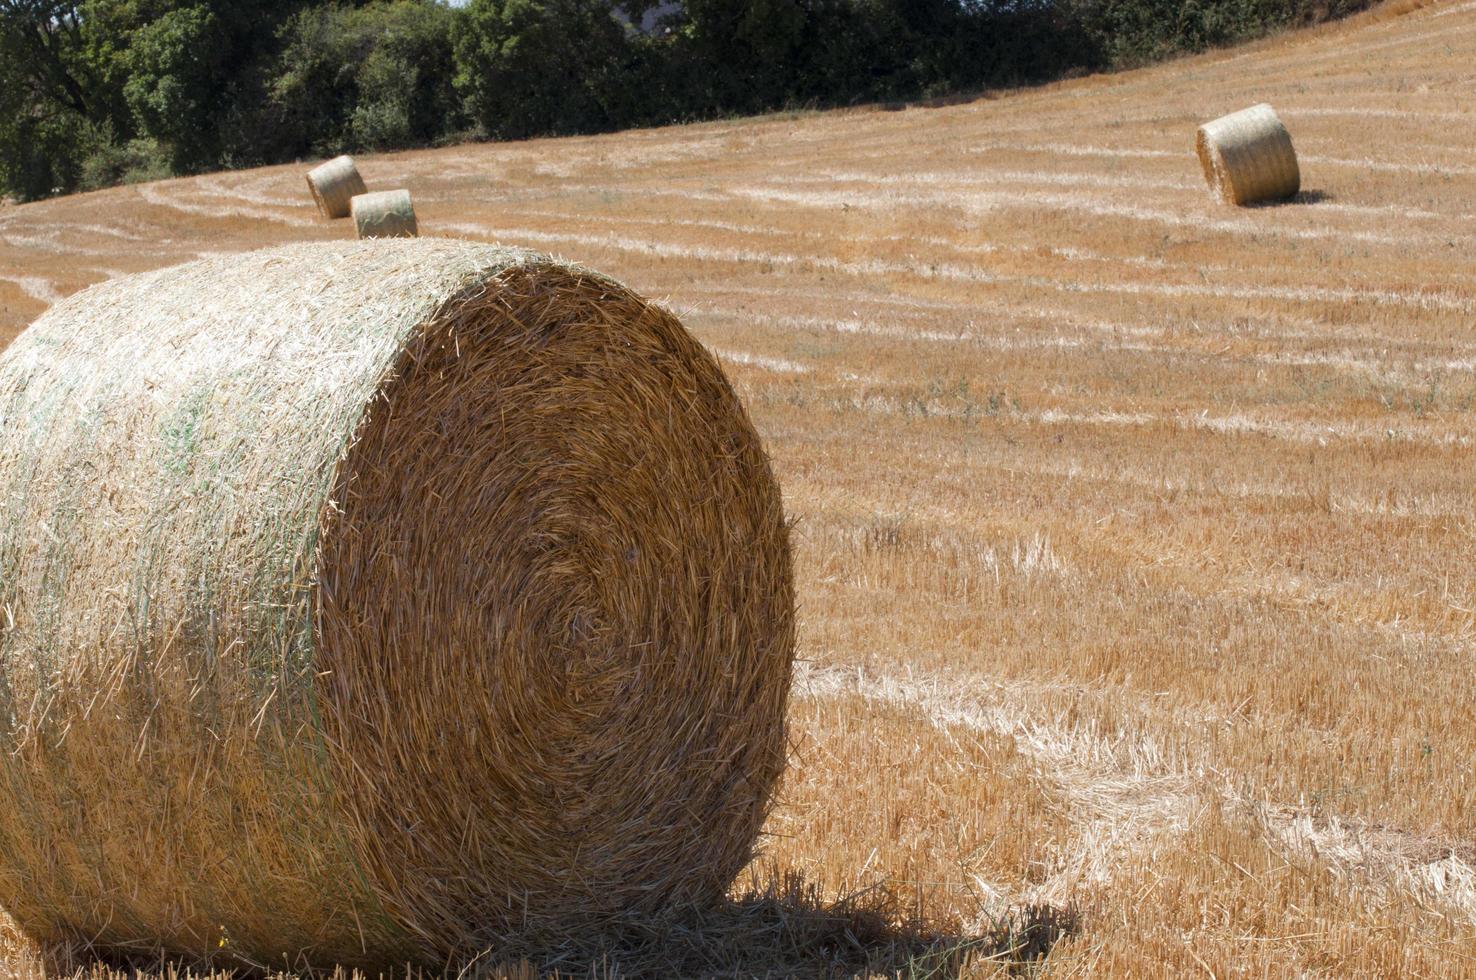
[2,0,1475,976]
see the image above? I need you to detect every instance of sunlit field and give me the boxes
[3,0,1476,975]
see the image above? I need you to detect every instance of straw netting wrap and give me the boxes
[0,240,794,970]
[305,154,367,219]
[1196,103,1300,206]
[352,189,418,239]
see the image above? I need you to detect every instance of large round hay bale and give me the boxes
[305,155,367,219]
[352,188,418,239]
[1196,103,1300,206]
[0,240,794,970]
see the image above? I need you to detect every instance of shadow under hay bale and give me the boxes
[452,874,1078,979]
[0,239,794,973]
[305,155,367,219]
[1245,188,1330,209]
[1196,103,1300,206]
[352,189,418,238]
[36,875,1076,979]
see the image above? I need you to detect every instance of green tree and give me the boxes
[274,1,464,155]
[454,0,631,140]
[1073,0,1374,66]
[0,1,123,198]
[1,1,98,116]
[126,0,319,170]
[122,5,225,170]
[0,0,315,196]
[660,0,806,113]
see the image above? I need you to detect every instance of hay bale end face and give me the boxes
[0,240,794,970]
[1196,103,1300,206]
[305,154,367,219]
[352,188,418,238]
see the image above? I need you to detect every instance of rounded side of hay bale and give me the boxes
[305,155,367,219]
[1195,103,1300,206]
[0,240,794,969]
[352,189,418,239]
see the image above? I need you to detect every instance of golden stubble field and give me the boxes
[3,0,1476,975]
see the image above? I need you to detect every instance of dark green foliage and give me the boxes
[0,112,87,201]
[455,0,631,139]
[0,0,1381,202]
[122,5,227,170]
[76,125,171,190]
[670,0,809,113]
[275,1,464,154]
[1075,0,1379,66]
[0,1,110,199]
[640,0,1103,117]
[0,0,314,197]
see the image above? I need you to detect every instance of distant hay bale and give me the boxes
[0,240,794,971]
[1196,104,1300,206]
[305,154,367,219]
[352,188,418,238]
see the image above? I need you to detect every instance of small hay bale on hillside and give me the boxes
[1196,103,1300,206]
[352,188,418,238]
[305,154,367,219]
[0,240,794,971]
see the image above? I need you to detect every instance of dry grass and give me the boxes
[1,0,1475,975]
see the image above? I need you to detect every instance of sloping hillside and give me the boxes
[3,0,1476,975]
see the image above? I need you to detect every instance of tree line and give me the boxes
[0,0,1376,202]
